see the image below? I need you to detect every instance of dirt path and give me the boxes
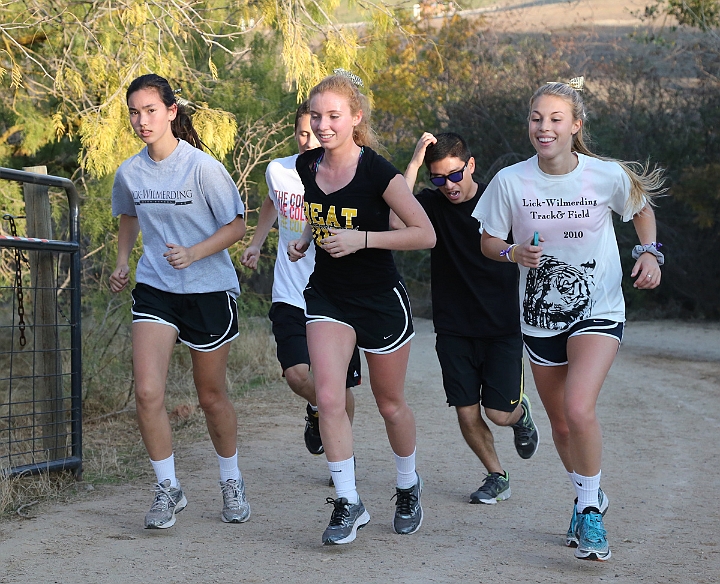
[1,318,718,583]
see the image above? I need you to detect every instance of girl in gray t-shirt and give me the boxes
[109,73,249,529]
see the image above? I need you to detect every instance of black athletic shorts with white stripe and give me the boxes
[304,279,414,354]
[268,302,362,388]
[131,283,239,352]
[523,318,624,366]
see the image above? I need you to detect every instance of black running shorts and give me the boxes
[268,302,362,388]
[523,319,624,366]
[304,280,414,354]
[131,283,239,352]
[435,333,524,412]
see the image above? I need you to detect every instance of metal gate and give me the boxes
[0,167,82,477]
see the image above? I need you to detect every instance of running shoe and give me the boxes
[322,497,371,545]
[219,478,251,523]
[575,507,611,561]
[511,394,539,459]
[470,471,511,504]
[392,474,423,535]
[144,479,188,529]
[566,488,609,547]
[304,403,324,455]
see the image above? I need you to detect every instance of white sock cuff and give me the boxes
[328,456,358,503]
[217,450,241,483]
[394,448,417,489]
[150,453,177,488]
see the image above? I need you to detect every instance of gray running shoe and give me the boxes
[220,478,251,523]
[470,471,511,504]
[392,473,423,535]
[322,497,370,545]
[566,488,609,547]
[512,394,539,459]
[575,507,611,561]
[144,479,188,529]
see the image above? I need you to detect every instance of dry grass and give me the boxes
[1,315,279,519]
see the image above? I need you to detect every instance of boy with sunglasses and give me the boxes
[396,132,539,504]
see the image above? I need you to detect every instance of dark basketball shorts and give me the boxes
[435,333,524,412]
[523,318,624,367]
[268,302,361,388]
[304,280,415,354]
[131,283,239,352]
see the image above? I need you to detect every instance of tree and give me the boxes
[0,0,413,177]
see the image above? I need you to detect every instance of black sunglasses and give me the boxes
[429,161,469,187]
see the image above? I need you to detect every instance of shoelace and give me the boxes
[482,473,505,493]
[305,414,320,432]
[513,412,534,441]
[392,488,418,515]
[326,497,351,526]
[220,481,243,508]
[149,483,175,511]
[581,512,607,543]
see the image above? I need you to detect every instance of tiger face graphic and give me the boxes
[523,255,596,330]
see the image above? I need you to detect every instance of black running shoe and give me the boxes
[512,394,539,459]
[322,497,370,545]
[304,403,324,455]
[392,473,423,535]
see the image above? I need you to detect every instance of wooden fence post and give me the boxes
[23,165,65,463]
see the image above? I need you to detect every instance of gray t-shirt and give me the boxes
[112,140,244,297]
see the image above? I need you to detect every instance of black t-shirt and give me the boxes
[297,147,401,295]
[416,183,520,338]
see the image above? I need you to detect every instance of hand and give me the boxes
[241,245,261,270]
[287,238,309,262]
[631,254,661,289]
[163,243,196,270]
[109,264,130,293]
[410,132,437,169]
[513,233,544,268]
[320,228,365,258]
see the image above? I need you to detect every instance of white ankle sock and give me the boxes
[328,456,358,504]
[217,450,241,483]
[574,471,601,512]
[394,449,417,489]
[150,454,177,487]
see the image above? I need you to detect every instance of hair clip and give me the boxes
[546,76,584,92]
[568,76,584,91]
[333,68,364,88]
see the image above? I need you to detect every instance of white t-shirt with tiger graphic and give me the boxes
[472,153,646,338]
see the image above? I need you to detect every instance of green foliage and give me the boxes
[373,14,720,319]
[667,0,720,30]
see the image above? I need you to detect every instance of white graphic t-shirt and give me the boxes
[472,154,646,337]
[112,140,245,297]
[265,154,315,309]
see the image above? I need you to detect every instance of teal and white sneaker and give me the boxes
[575,507,611,561]
[566,488,609,547]
[144,479,188,529]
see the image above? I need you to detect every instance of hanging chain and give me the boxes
[3,214,28,346]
